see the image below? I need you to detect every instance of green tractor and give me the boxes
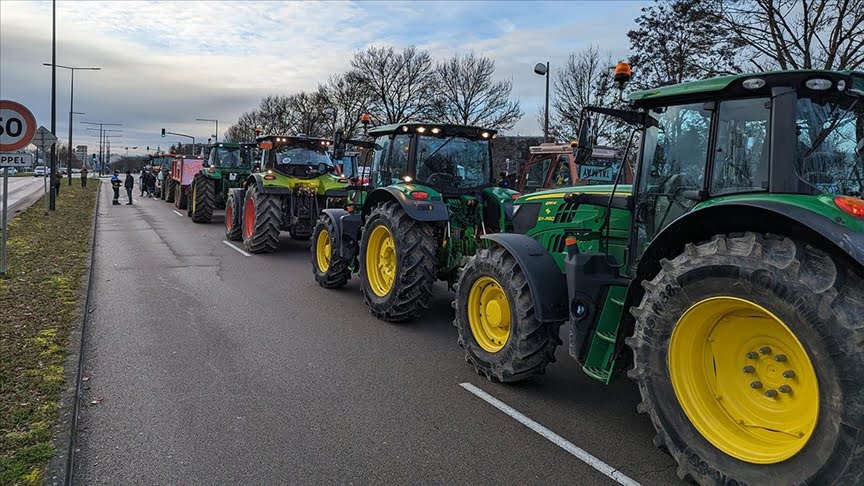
[453,69,864,484]
[224,135,349,253]
[311,123,519,322]
[189,142,256,224]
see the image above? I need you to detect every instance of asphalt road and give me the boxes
[74,182,681,485]
[0,175,46,215]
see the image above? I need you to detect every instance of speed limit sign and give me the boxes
[0,100,37,152]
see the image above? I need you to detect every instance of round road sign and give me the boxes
[0,100,37,152]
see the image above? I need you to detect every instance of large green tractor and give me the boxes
[225,135,349,253]
[454,69,864,484]
[189,142,256,224]
[311,123,519,322]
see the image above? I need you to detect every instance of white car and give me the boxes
[4,167,18,175]
[34,166,48,177]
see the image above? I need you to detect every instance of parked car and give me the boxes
[34,166,48,177]
[4,167,18,175]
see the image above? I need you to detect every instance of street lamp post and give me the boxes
[534,61,550,142]
[45,64,101,185]
[195,118,218,142]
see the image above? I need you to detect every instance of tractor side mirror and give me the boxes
[574,116,594,166]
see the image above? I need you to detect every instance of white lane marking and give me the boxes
[459,382,642,486]
[222,240,250,257]
[172,210,184,217]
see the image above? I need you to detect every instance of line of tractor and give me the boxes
[150,65,864,485]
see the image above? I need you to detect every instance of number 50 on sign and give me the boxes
[0,100,37,152]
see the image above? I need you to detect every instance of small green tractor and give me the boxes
[454,68,864,484]
[189,142,256,224]
[310,123,519,322]
[224,135,349,252]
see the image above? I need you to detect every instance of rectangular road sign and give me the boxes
[0,153,33,167]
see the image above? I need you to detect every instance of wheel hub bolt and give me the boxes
[759,346,772,355]
[742,365,755,374]
[750,381,763,389]
[774,354,787,362]
[764,389,778,398]
[746,351,759,359]
[783,370,796,378]
[779,385,792,393]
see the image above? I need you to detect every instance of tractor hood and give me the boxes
[516,184,633,204]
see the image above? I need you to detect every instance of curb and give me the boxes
[44,181,101,486]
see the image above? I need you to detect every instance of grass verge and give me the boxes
[0,182,99,485]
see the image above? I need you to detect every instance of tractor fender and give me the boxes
[362,187,449,222]
[246,174,291,195]
[319,209,362,259]
[625,200,864,324]
[481,233,568,322]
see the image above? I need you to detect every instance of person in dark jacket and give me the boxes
[110,171,121,205]
[81,167,88,188]
[139,169,147,196]
[124,170,134,205]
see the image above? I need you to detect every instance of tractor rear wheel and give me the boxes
[454,246,562,382]
[191,174,215,223]
[627,232,864,485]
[359,201,436,322]
[311,215,351,288]
[224,190,242,241]
[162,179,171,201]
[241,185,281,253]
[174,183,187,209]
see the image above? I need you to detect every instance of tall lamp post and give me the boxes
[195,118,218,142]
[534,61,550,142]
[44,63,101,185]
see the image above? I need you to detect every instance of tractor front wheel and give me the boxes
[191,174,215,223]
[241,185,281,253]
[627,232,864,485]
[454,246,562,382]
[311,215,351,288]
[359,201,436,321]
[224,190,242,241]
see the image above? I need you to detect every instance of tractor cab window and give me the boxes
[370,136,391,187]
[390,134,411,183]
[550,155,573,188]
[635,102,711,259]
[794,93,864,197]
[274,146,332,167]
[213,147,249,169]
[710,98,771,195]
[416,135,491,189]
[523,156,552,191]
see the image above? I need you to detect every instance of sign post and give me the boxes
[0,100,38,276]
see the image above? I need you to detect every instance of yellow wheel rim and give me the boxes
[365,225,396,297]
[192,184,197,212]
[467,276,511,353]
[669,296,819,464]
[316,228,331,273]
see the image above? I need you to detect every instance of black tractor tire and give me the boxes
[241,184,281,253]
[191,174,215,223]
[454,246,562,382]
[174,184,187,210]
[359,201,437,322]
[224,190,242,241]
[310,215,351,288]
[164,179,174,203]
[627,232,864,485]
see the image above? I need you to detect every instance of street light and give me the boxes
[82,121,121,175]
[534,61,550,142]
[44,63,101,185]
[195,118,218,142]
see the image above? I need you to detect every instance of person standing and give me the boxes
[124,170,134,205]
[110,171,121,205]
[139,169,147,197]
[53,173,62,197]
[81,167,88,188]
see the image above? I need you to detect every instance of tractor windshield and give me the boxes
[794,94,864,196]
[274,146,333,167]
[214,147,251,169]
[416,136,491,189]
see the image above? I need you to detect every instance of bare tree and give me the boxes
[224,110,264,143]
[628,0,739,88]
[351,45,435,124]
[319,71,374,138]
[547,45,619,141]
[712,0,864,70]
[430,52,523,130]
[286,90,331,138]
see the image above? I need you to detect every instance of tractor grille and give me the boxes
[554,202,581,224]
[547,233,567,253]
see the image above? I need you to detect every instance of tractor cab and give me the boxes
[205,142,256,171]
[518,142,629,193]
[256,135,337,179]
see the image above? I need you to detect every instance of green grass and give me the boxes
[0,182,99,485]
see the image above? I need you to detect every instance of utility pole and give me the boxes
[49,0,57,209]
[83,121,121,175]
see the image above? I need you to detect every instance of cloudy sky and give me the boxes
[0,0,642,156]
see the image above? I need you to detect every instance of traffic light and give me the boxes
[146,146,150,151]
[161,128,166,138]
[91,154,96,162]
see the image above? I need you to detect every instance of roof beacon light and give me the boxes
[806,78,833,91]
[613,61,631,87]
[481,132,490,139]
[360,113,371,125]
[742,78,766,90]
